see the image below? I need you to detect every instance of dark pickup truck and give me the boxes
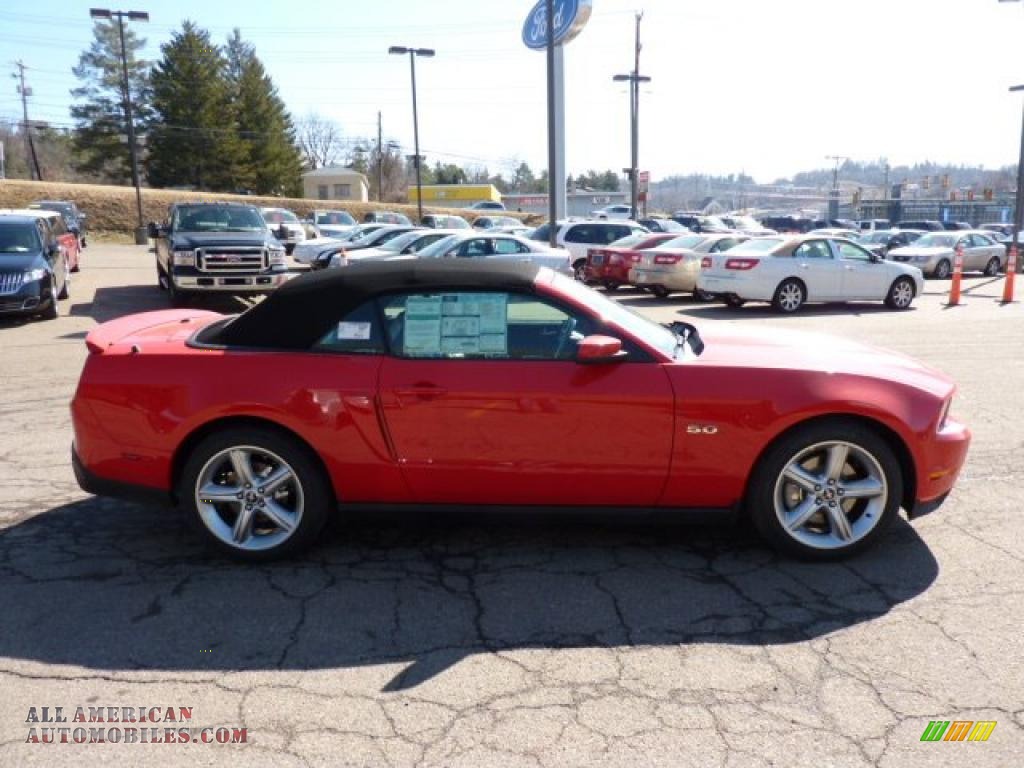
[149,202,290,307]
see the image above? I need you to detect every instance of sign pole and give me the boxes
[546,0,557,247]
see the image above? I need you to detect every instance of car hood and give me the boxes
[170,232,272,249]
[0,252,45,272]
[888,245,950,257]
[689,325,952,398]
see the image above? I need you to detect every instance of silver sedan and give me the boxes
[887,231,1006,278]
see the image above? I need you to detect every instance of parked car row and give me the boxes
[0,205,81,320]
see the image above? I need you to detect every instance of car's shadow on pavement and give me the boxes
[69,285,253,323]
[0,498,938,691]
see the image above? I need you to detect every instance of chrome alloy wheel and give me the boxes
[891,279,914,308]
[777,282,803,311]
[772,440,888,551]
[195,445,304,552]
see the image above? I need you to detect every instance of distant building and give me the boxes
[301,167,370,202]
[503,190,629,217]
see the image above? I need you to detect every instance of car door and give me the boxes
[376,289,675,505]
[833,240,888,299]
[791,239,841,299]
[491,236,531,264]
[968,233,998,271]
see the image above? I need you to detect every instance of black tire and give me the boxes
[179,426,332,562]
[57,272,69,300]
[884,276,914,310]
[41,276,59,320]
[771,278,805,313]
[650,285,670,299]
[983,256,1000,277]
[724,294,745,308]
[603,281,619,292]
[573,259,587,282]
[933,259,951,280]
[746,419,902,561]
[693,288,715,302]
[167,276,190,307]
[285,244,296,256]
[157,266,167,292]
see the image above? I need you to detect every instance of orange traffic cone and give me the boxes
[947,242,964,306]
[1002,244,1017,304]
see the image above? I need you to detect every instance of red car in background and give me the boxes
[71,261,969,563]
[584,232,680,289]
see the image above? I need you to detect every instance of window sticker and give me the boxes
[403,293,508,357]
[336,321,372,340]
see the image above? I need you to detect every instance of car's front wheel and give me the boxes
[179,427,332,561]
[771,278,805,313]
[884,276,915,310]
[747,420,902,560]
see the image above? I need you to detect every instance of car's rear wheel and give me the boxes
[933,259,951,279]
[693,288,715,302]
[724,294,745,308]
[603,281,618,292]
[884,276,914,309]
[983,256,1001,277]
[180,427,331,561]
[57,266,70,300]
[573,259,587,281]
[41,275,59,320]
[771,278,805,313]
[747,420,902,561]
[650,285,670,298]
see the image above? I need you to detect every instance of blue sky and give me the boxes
[2,0,1024,183]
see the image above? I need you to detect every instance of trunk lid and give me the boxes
[85,309,222,355]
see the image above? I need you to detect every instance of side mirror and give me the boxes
[47,243,61,257]
[576,334,626,363]
[869,252,882,263]
[146,221,160,239]
[276,224,289,239]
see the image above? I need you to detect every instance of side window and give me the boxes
[380,291,596,361]
[457,238,492,257]
[564,225,594,243]
[970,233,992,247]
[493,238,525,255]
[312,301,385,355]
[710,238,738,253]
[793,240,832,259]
[836,241,871,261]
[608,226,631,242]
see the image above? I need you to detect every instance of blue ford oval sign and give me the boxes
[522,0,592,50]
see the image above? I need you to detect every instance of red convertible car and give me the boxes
[71,261,969,562]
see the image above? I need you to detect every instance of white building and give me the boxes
[301,167,370,202]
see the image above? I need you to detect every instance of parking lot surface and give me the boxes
[0,244,1021,767]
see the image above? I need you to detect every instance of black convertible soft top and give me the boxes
[206,259,545,350]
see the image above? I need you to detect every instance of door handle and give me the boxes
[394,385,448,399]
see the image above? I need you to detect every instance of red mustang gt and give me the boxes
[71,261,969,562]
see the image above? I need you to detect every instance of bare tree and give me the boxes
[296,113,343,170]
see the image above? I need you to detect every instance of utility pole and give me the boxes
[613,12,650,221]
[825,154,848,220]
[12,61,41,181]
[377,111,383,202]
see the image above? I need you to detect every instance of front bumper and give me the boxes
[909,417,971,519]
[0,275,51,315]
[171,270,291,293]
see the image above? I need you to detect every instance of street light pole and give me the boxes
[1010,85,1024,279]
[389,46,434,222]
[90,8,149,244]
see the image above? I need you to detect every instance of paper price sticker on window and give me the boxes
[336,322,372,340]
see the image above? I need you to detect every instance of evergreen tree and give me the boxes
[225,29,304,196]
[70,20,152,184]
[147,21,246,191]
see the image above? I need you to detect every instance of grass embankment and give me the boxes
[0,179,538,237]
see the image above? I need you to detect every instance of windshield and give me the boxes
[858,231,890,244]
[416,235,461,258]
[660,234,706,249]
[174,205,265,232]
[316,211,355,226]
[262,209,299,224]
[550,272,679,359]
[653,219,684,231]
[702,216,728,229]
[730,216,760,229]
[379,231,423,252]
[0,222,41,252]
[913,234,957,248]
[608,234,648,248]
[726,237,785,254]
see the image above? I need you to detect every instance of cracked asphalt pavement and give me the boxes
[0,244,1021,767]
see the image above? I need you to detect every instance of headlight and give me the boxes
[268,248,286,266]
[23,268,47,282]
[172,250,195,266]
[937,398,951,431]
[912,256,930,263]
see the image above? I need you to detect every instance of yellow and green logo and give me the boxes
[920,720,997,742]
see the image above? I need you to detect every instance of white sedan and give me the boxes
[696,235,925,312]
[412,233,573,275]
